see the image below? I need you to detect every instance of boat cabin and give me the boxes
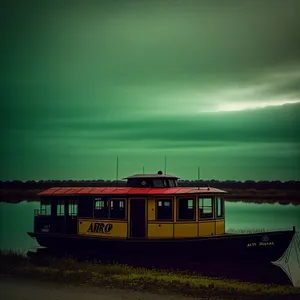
[33,171,226,239]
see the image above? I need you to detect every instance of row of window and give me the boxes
[158,197,224,220]
[57,200,78,216]
[40,197,224,220]
[41,200,78,217]
[94,198,125,219]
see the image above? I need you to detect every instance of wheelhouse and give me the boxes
[33,171,226,239]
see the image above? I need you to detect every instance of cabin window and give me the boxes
[127,179,151,187]
[110,199,126,219]
[94,198,126,219]
[68,199,78,216]
[216,197,224,218]
[169,180,175,187]
[153,179,167,187]
[40,204,51,215]
[94,197,109,218]
[168,180,178,187]
[156,199,173,220]
[177,197,195,220]
[198,197,213,219]
[40,197,51,216]
[56,200,65,216]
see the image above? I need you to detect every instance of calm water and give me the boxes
[0,201,299,252]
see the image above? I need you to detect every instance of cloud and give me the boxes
[5,103,299,145]
[1,0,300,180]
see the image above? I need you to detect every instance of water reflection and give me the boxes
[225,202,300,232]
[0,202,40,252]
[0,201,299,252]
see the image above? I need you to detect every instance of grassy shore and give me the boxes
[0,250,299,300]
[225,188,300,202]
[0,189,40,203]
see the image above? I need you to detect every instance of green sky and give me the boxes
[1,0,300,181]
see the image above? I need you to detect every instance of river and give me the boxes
[0,201,299,252]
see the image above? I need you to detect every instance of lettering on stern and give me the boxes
[247,235,275,247]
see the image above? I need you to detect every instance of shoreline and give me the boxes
[1,251,299,300]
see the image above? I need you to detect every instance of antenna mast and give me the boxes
[116,156,119,188]
[143,166,145,174]
[164,156,167,174]
[198,166,200,190]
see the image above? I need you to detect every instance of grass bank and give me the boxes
[0,189,40,203]
[225,188,300,203]
[0,250,299,300]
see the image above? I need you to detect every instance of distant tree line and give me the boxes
[1,179,299,190]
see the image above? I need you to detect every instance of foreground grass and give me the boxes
[0,250,299,300]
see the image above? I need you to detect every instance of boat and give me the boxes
[27,170,298,284]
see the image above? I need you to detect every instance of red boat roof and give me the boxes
[38,187,227,196]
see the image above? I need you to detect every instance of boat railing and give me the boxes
[227,226,296,234]
[34,209,47,216]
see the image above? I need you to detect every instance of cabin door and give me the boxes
[65,198,78,234]
[130,198,146,238]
